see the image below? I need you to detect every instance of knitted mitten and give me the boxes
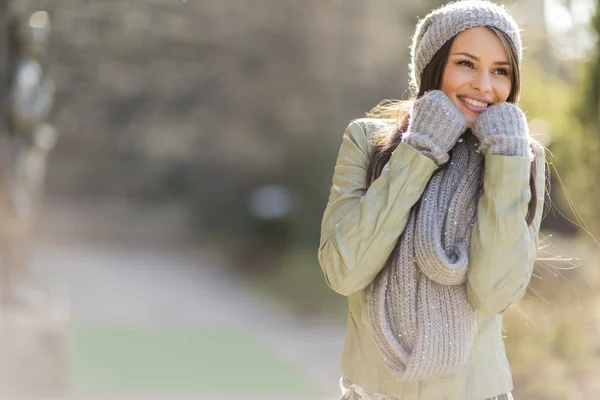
[472,102,529,157]
[403,90,467,166]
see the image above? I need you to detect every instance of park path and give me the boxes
[28,203,346,400]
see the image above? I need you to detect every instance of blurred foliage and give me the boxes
[565,0,600,233]
[588,1,600,116]
[250,247,346,322]
[504,233,600,399]
[519,57,584,235]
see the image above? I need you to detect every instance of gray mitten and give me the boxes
[472,102,529,157]
[403,90,468,166]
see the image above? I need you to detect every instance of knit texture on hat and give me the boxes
[409,0,522,94]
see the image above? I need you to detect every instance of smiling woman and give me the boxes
[318,1,546,400]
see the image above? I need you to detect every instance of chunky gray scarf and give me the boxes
[369,133,484,381]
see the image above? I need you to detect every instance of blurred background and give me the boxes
[0,0,599,399]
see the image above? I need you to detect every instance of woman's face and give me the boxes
[441,27,512,128]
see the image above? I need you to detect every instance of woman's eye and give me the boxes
[456,60,510,76]
[494,68,510,76]
[457,60,474,68]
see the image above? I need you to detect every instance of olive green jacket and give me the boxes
[318,118,545,400]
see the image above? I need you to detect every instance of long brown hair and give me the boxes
[365,26,538,225]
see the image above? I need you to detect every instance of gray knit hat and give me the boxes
[410,0,522,94]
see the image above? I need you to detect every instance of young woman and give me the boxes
[318,1,546,399]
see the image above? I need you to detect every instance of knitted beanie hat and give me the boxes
[409,0,522,94]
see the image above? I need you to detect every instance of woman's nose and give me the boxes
[471,70,492,93]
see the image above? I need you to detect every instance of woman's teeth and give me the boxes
[460,96,489,108]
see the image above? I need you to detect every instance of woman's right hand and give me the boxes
[403,90,467,166]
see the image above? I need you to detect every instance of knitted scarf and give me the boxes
[368,133,484,381]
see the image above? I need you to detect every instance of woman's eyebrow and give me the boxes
[452,52,510,65]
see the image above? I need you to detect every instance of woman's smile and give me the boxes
[457,95,492,114]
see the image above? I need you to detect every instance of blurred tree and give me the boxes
[518,58,582,235]
[0,1,57,307]
[557,0,600,235]
[582,0,600,121]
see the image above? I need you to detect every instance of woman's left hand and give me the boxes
[472,102,530,157]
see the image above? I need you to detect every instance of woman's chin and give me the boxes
[465,115,476,129]
[457,107,477,129]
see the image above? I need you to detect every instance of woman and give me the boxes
[318,1,546,399]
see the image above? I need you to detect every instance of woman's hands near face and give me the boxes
[472,102,530,157]
[403,90,468,166]
[409,90,467,141]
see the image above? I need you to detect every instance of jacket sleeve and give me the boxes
[467,141,546,314]
[318,119,438,296]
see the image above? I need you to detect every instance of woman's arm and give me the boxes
[467,103,546,314]
[318,119,437,295]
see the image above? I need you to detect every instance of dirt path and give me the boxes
[29,238,345,399]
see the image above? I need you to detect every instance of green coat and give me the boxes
[318,118,545,399]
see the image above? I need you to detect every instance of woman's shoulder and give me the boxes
[345,117,399,141]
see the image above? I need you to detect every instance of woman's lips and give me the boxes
[458,96,490,113]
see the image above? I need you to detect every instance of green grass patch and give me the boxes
[69,323,317,395]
